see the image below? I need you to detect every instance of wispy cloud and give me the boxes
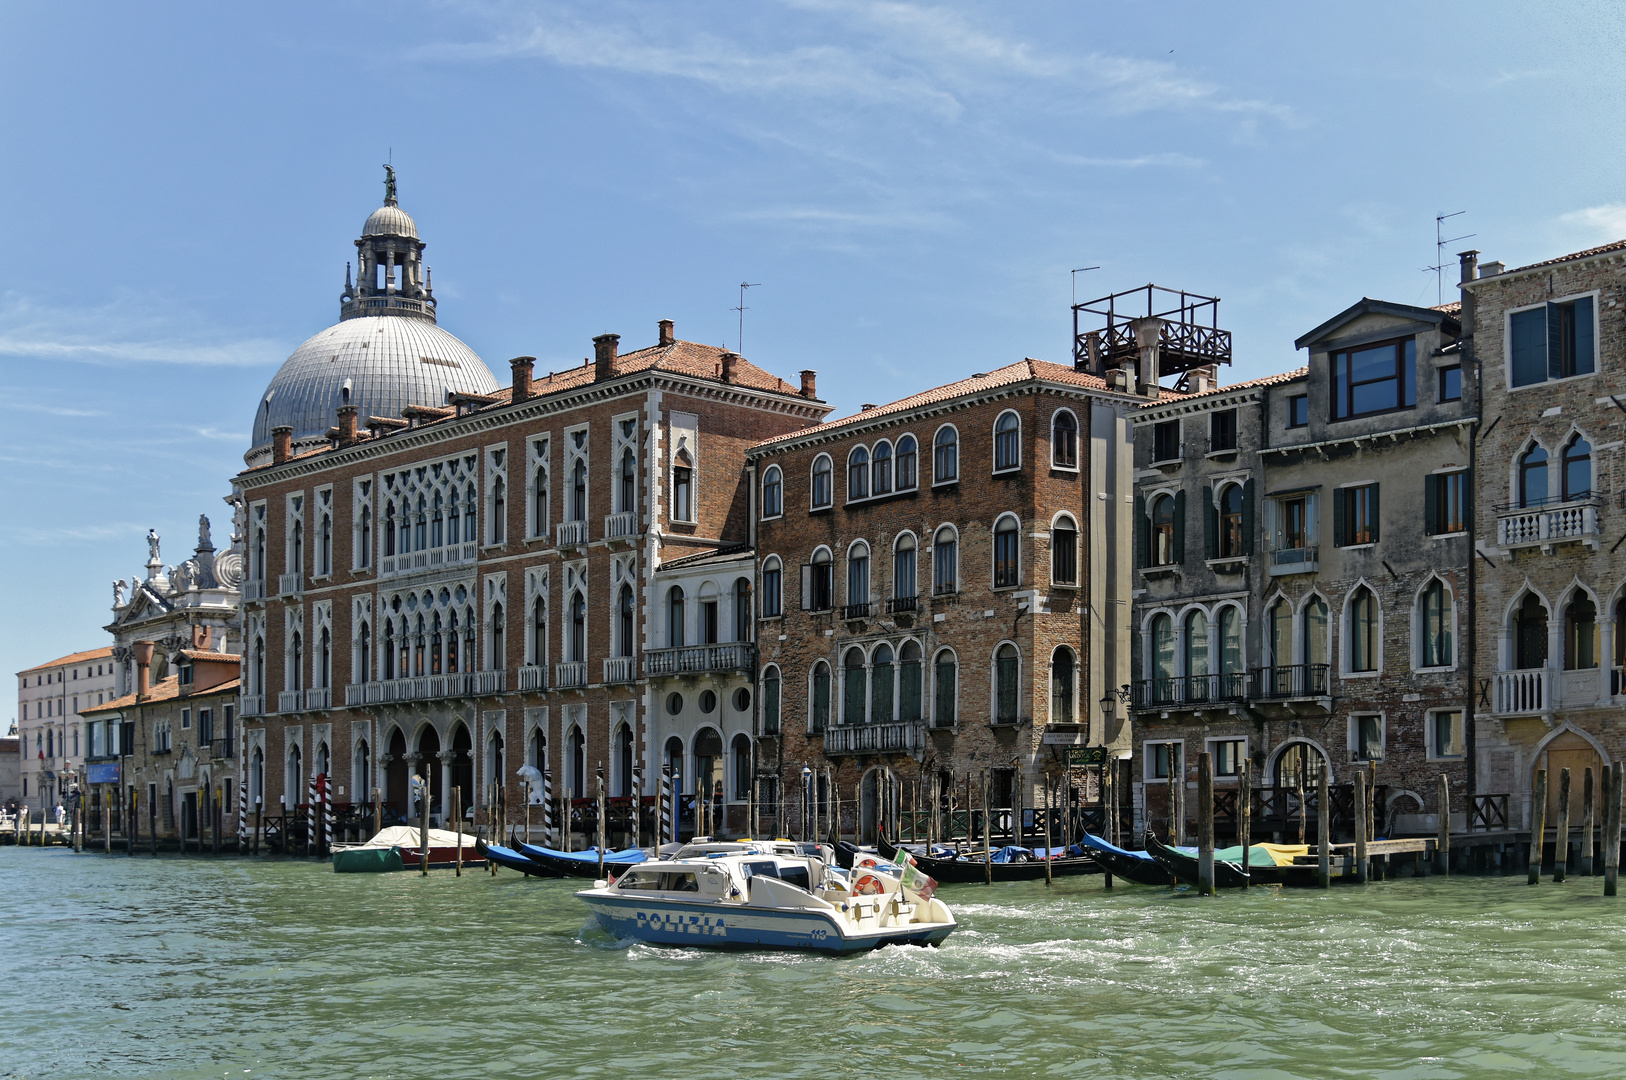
[1559,203,1626,242]
[0,293,286,368]
[0,401,106,418]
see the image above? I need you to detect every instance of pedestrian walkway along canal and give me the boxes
[3,847,1623,1079]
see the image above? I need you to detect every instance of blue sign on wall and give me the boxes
[86,762,120,785]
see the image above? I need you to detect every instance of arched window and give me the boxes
[569,727,586,799]
[1050,646,1075,722]
[1051,515,1077,585]
[491,480,505,544]
[893,533,917,602]
[731,734,751,803]
[810,660,831,732]
[1186,610,1209,699]
[290,630,304,691]
[1219,484,1245,558]
[1563,434,1592,501]
[292,519,305,573]
[1151,494,1176,566]
[1515,594,1549,669]
[531,597,547,666]
[872,441,893,496]
[663,736,684,791]
[359,504,372,567]
[320,511,332,573]
[848,446,870,501]
[319,627,331,688]
[382,622,394,680]
[1519,444,1549,507]
[1302,596,1328,668]
[811,455,833,509]
[530,727,545,770]
[1151,613,1175,702]
[761,665,782,735]
[899,641,922,721]
[430,492,443,549]
[619,448,636,514]
[533,464,548,536]
[667,586,685,647]
[570,593,586,662]
[571,459,587,522]
[430,613,444,675]
[843,647,867,724]
[932,649,957,728]
[1268,600,1291,670]
[762,555,782,617]
[383,504,396,557]
[846,541,870,611]
[932,526,958,595]
[994,643,1019,723]
[810,548,833,611]
[358,622,371,683]
[1052,410,1078,468]
[617,585,635,658]
[490,602,505,670]
[1420,580,1452,668]
[414,495,427,552]
[761,465,782,518]
[733,578,752,642]
[1348,588,1377,672]
[896,435,918,490]
[1566,594,1598,670]
[446,611,460,672]
[994,411,1021,471]
[871,643,895,724]
[462,608,476,670]
[464,483,478,542]
[448,489,461,546]
[994,514,1020,587]
[933,426,958,483]
[1218,606,1243,694]
[287,744,303,808]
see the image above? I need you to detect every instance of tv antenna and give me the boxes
[1422,211,1473,306]
[732,282,760,354]
[1071,266,1100,307]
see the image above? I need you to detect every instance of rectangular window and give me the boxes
[1335,484,1379,546]
[1287,394,1308,428]
[672,467,693,522]
[1438,365,1461,402]
[811,667,830,733]
[1352,714,1384,761]
[1511,296,1595,387]
[198,709,213,743]
[1426,471,1466,535]
[1147,741,1175,781]
[762,674,780,736]
[762,563,782,617]
[1211,739,1245,777]
[180,709,191,730]
[933,658,956,728]
[1430,710,1464,758]
[1209,409,1237,452]
[1330,338,1416,419]
[1152,420,1179,463]
[701,600,718,644]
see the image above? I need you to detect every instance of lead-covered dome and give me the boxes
[363,203,418,238]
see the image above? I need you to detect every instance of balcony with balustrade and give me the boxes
[1496,495,1601,553]
[1493,668,1548,716]
[644,643,756,678]
[379,540,478,580]
[555,661,588,689]
[341,669,506,706]
[603,656,636,684]
[303,686,332,711]
[277,690,302,713]
[240,694,264,716]
[822,720,926,757]
[241,579,266,603]
[1268,545,1317,576]
[517,665,547,691]
[604,511,639,543]
[556,520,589,549]
[278,573,303,597]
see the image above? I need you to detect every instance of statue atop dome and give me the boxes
[383,163,397,206]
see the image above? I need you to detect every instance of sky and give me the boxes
[2,1,1625,704]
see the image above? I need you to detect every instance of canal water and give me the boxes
[3,847,1625,1079]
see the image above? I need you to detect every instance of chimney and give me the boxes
[593,334,620,382]
[271,425,293,464]
[658,319,675,347]
[720,351,739,384]
[1479,260,1505,277]
[1084,331,1102,374]
[1131,317,1164,398]
[134,640,155,700]
[336,405,359,447]
[192,625,211,650]
[1458,250,1479,339]
[799,370,818,399]
[510,355,536,403]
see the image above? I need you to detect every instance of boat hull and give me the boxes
[1144,833,1252,888]
[578,893,954,954]
[479,841,560,878]
[1078,833,1175,886]
[517,842,646,879]
[878,835,1100,884]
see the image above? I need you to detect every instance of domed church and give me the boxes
[244,168,500,468]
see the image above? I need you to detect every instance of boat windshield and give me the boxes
[615,871,663,890]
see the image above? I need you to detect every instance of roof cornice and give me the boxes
[1464,249,1626,291]
[1259,416,1477,457]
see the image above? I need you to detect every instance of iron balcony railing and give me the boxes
[603,656,636,684]
[1247,663,1330,700]
[645,643,756,677]
[823,721,926,757]
[341,670,506,706]
[841,601,873,620]
[1132,672,1249,709]
[887,596,918,614]
[1268,545,1317,573]
[604,510,639,541]
[554,661,588,688]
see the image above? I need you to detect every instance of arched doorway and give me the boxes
[415,726,442,820]
[568,728,586,799]
[450,723,473,821]
[1537,730,1604,823]
[617,725,634,797]
[353,739,370,802]
[385,728,408,818]
[1273,741,1328,788]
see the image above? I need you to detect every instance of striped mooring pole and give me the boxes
[322,775,334,855]
[306,774,318,857]
[542,770,554,847]
[660,766,674,847]
[237,781,247,854]
[631,766,643,850]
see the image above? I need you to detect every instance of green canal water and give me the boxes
[3,848,1625,1079]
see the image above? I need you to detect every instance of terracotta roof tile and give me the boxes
[1500,238,1626,276]
[18,645,113,675]
[81,674,241,715]
[1141,367,1308,406]
[181,651,241,665]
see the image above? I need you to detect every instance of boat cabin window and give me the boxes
[742,860,780,878]
[660,872,700,892]
[615,871,662,891]
[777,866,812,891]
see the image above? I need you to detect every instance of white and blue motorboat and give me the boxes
[576,846,957,954]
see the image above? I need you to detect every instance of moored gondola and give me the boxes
[878,835,1100,883]
[516,842,648,879]
[478,839,562,878]
[1143,832,1252,888]
[1078,832,1175,886]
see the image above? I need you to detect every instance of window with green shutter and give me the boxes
[899,643,922,722]
[1511,297,1595,387]
[933,654,956,728]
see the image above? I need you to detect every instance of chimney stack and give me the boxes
[658,319,675,347]
[336,405,359,447]
[799,370,818,399]
[1131,317,1164,398]
[192,625,211,650]
[593,334,620,382]
[1458,250,1479,340]
[134,640,155,700]
[271,425,293,464]
[510,355,536,403]
[720,351,739,384]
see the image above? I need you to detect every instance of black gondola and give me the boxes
[1077,832,1175,886]
[877,835,1100,883]
[477,839,560,878]
[1142,832,1252,888]
[515,841,648,879]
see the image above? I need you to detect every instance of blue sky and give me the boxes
[2,1,1624,700]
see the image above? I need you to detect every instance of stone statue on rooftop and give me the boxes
[383,164,397,205]
[147,528,161,562]
[197,514,212,550]
[113,579,125,607]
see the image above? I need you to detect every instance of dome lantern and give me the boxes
[341,165,434,323]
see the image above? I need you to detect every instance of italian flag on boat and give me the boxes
[895,850,938,899]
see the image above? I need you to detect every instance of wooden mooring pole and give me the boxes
[1042,774,1053,889]
[1528,769,1548,885]
[1581,767,1596,877]
[1354,769,1369,884]
[1238,759,1251,890]
[596,763,607,881]
[453,786,463,877]
[419,774,430,877]
[1197,752,1215,896]
[1605,762,1622,897]
[982,769,992,886]
[1316,768,1330,889]
[1437,774,1450,876]
[1553,768,1572,883]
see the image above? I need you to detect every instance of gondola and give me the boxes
[477,839,560,878]
[877,835,1100,884]
[1078,832,1175,886]
[516,841,648,879]
[1143,832,1252,888]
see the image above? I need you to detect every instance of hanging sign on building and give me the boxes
[87,762,121,785]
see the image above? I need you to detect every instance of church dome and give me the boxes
[246,317,499,466]
[362,203,418,239]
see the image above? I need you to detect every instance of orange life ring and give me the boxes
[853,874,884,896]
[857,857,878,869]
